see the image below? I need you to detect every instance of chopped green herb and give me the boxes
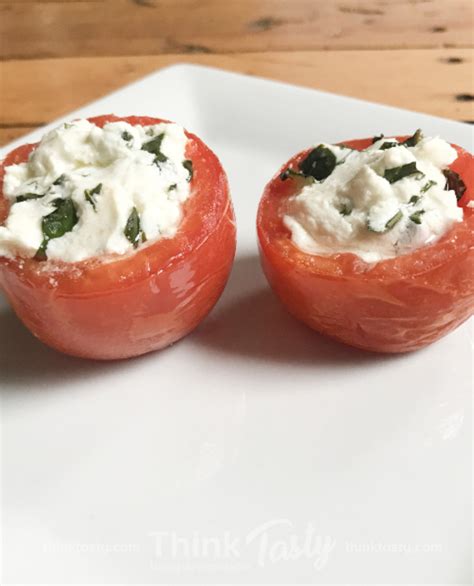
[443,169,466,201]
[34,240,48,261]
[146,127,155,137]
[280,167,310,181]
[338,202,353,216]
[383,162,424,184]
[369,210,404,233]
[16,192,45,203]
[183,159,193,182]
[402,129,423,147]
[124,207,142,248]
[408,181,436,205]
[142,133,168,164]
[142,133,165,155]
[409,210,426,225]
[121,131,133,142]
[154,152,167,164]
[42,198,78,240]
[168,183,177,192]
[420,180,437,194]
[35,198,78,260]
[84,183,102,211]
[380,141,398,150]
[298,145,337,181]
[372,133,384,144]
[53,174,67,186]
[385,210,403,230]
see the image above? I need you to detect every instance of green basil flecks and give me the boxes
[35,198,78,260]
[16,192,45,203]
[385,210,403,230]
[420,180,437,194]
[142,133,167,164]
[124,207,143,248]
[408,180,437,206]
[372,134,384,144]
[42,198,78,239]
[367,210,403,233]
[402,129,423,147]
[168,183,177,192]
[298,145,337,181]
[84,183,102,211]
[338,203,352,216]
[409,210,426,225]
[383,162,424,184]
[380,141,398,150]
[53,174,67,186]
[183,159,193,182]
[122,131,133,142]
[280,168,313,182]
[34,241,48,261]
[443,169,466,201]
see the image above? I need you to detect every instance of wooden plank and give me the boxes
[0,126,42,147]
[0,0,472,60]
[1,50,472,145]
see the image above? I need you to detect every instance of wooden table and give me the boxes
[1,0,473,147]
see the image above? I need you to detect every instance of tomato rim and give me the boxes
[258,136,473,282]
[0,115,232,295]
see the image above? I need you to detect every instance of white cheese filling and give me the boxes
[282,134,463,263]
[0,118,192,262]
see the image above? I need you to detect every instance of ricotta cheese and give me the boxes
[0,119,192,262]
[282,133,463,263]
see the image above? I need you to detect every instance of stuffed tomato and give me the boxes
[0,115,236,360]
[257,130,473,353]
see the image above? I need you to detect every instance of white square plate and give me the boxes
[1,64,472,585]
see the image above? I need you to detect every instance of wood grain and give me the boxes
[1,49,473,138]
[1,0,472,60]
[1,1,472,148]
[0,127,39,146]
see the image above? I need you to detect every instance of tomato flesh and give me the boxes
[0,115,236,359]
[257,137,474,353]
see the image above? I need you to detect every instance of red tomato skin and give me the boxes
[257,138,474,353]
[0,115,236,359]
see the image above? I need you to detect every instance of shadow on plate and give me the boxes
[0,308,139,392]
[196,254,398,367]
[0,254,398,391]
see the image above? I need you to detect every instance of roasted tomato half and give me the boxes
[257,137,473,353]
[0,115,236,360]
